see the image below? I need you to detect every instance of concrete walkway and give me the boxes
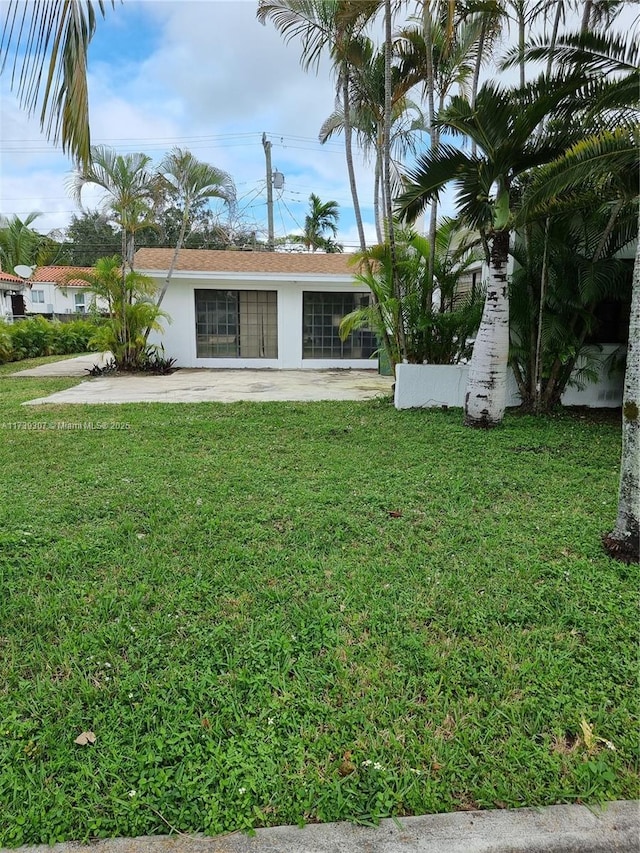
[13,352,111,377]
[16,356,394,405]
[2,801,638,853]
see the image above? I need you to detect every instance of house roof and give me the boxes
[29,266,94,287]
[134,248,357,276]
[0,270,25,284]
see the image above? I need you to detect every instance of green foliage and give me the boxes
[75,256,169,371]
[510,197,634,411]
[0,317,101,363]
[63,211,122,266]
[0,389,636,844]
[300,193,342,252]
[342,220,483,365]
[0,322,13,363]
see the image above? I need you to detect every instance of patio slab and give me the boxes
[21,365,394,405]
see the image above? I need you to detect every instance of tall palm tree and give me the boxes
[396,78,579,427]
[319,38,426,242]
[397,7,480,308]
[155,148,236,308]
[68,146,160,269]
[257,0,379,252]
[0,1,114,167]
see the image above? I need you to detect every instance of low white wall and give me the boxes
[395,348,624,410]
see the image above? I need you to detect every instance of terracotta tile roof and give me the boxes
[30,266,94,287]
[134,248,357,276]
[0,270,25,284]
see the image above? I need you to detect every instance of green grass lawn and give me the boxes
[0,366,637,845]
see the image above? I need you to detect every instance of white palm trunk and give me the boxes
[464,230,510,427]
[606,230,639,560]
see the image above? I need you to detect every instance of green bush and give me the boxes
[9,316,56,359]
[0,317,102,362]
[0,322,13,363]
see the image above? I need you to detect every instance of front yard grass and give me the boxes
[0,374,637,845]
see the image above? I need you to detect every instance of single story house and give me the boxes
[135,248,378,370]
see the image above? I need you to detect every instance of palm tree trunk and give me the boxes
[546,0,563,77]
[342,65,367,253]
[533,217,550,413]
[156,209,189,310]
[383,0,406,358]
[604,223,639,562]
[374,151,383,244]
[470,21,486,159]
[464,228,511,427]
[518,2,526,88]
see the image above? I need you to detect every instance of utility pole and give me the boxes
[262,133,274,251]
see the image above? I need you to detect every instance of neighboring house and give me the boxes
[0,270,28,319]
[22,266,102,317]
[135,248,378,370]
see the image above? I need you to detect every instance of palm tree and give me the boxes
[68,146,160,269]
[0,1,114,167]
[396,78,579,427]
[397,6,480,310]
[319,38,426,243]
[341,220,483,367]
[155,148,236,308]
[257,0,379,252]
[301,193,341,251]
[0,213,45,274]
[75,255,168,371]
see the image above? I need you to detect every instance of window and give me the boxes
[195,289,278,358]
[74,292,86,313]
[303,292,376,359]
[31,289,45,304]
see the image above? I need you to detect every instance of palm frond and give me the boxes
[0,1,114,166]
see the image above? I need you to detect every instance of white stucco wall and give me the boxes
[145,272,377,370]
[24,284,106,315]
[395,346,625,410]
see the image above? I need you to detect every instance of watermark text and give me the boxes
[1,421,130,431]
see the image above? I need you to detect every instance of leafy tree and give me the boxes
[0,1,114,167]
[64,211,121,266]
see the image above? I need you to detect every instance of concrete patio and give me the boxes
[15,355,394,405]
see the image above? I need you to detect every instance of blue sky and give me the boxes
[1,0,389,250]
[1,1,637,252]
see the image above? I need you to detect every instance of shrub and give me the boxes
[0,322,13,363]
[8,316,56,359]
[1,317,102,362]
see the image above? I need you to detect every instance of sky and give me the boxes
[0,1,637,253]
[0,0,387,251]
